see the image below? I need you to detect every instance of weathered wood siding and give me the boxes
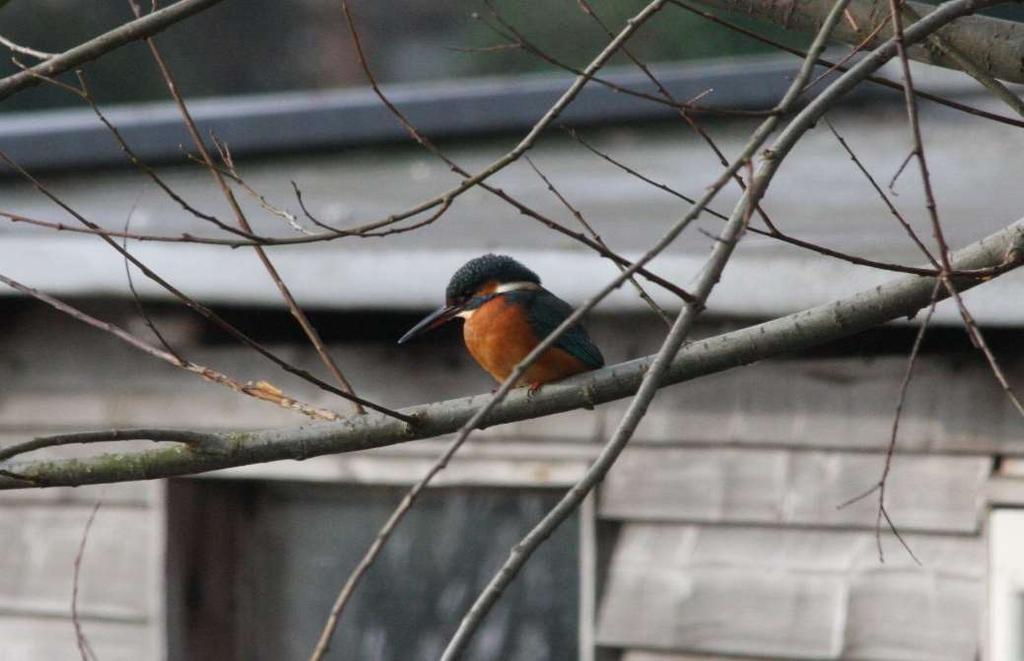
[597,525,985,660]
[591,357,1020,660]
[601,448,991,533]
[2,305,1019,660]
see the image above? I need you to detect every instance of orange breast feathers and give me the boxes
[463,295,592,386]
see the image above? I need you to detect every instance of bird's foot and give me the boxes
[526,383,542,400]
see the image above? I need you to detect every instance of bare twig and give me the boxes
[71,502,102,661]
[895,0,1024,466]
[7,202,1008,280]
[0,35,57,59]
[885,0,1024,416]
[471,7,774,118]
[837,280,939,564]
[571,129,1012,279]
[1,215,1021,490]
[524,155,673,326]
[0,0,229,102]
[943,280,1024,417]
[2,272,345,422]
[824,119,938,266]
[58,71,251,239]
[0,469,37,484]
[829,119,1024,422]
[301,0,679,249]
[890,0,962,277]
[799,16,890,95]
[130,1,366,415]
[667,0,1024,130]
[0,152,410,422]
[680,0,1024,83]
[513,0,777,231]
[211,138,316,235]
[899,2,1024,119]
[441,3,858,654]
[313,0,697,304]
[122,195,183,359]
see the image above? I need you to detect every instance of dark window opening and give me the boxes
[166,479,580,661]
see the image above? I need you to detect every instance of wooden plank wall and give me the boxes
[0,303,608,659]
[594,357,1024,660]
[2,304,1022,660]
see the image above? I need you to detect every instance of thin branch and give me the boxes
[889,0,1024,424]
[1,215,1021,489]
[71,502,102,661]
[441,1,859,654]
[799,14,890,95]
[570,128,1009,279]
[471,8,775,118]
[524,155,673,326]
[311,0,804,647]
[900,2,1024,119]
[0,35,57,59]
[824,119,938,267]
[2,272,346,423]
[58,71,251,239]
[888,0,952,273]
[668,0,1024,130]
[0,153,411,423]
[130,0,366,415]
[0,469,37,484]
[838,280,939,564]
[292,0,681,246]
[942,279,1024,417]
[314,0,697,304]
[0,0,230,102]
[569,0,779,232]
[0,0,1017,495]
[888,149,916,192]
[829,116,1024,419]
[888,0,1023,415]
[211,139,315,235]
[12,202,986,279]
[680,0,1024,84]
[122,195,183,359]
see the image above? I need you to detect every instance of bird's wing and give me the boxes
[523,289,605,370]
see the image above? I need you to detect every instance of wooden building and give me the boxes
[1,57,1023,660]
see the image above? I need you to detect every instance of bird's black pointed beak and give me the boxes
[398,304,462,344]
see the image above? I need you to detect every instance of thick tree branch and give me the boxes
[688,0,1024,84]
[1,215,1020,490]
[0,0,228,102]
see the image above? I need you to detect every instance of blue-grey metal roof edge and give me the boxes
[0,55,878,173]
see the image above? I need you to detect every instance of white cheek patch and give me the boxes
[456,309,475,319]
[493,281,538,294]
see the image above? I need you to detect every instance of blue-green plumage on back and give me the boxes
[512,289,604,370]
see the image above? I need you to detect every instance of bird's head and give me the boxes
[398,254,540,344]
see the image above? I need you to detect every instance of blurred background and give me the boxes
[2,1,1024,660]
[0,0,793,111]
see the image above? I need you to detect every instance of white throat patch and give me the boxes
[457,282,539,319]
[493,281,539,294]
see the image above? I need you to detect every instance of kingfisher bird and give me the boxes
[398,254,604,390]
